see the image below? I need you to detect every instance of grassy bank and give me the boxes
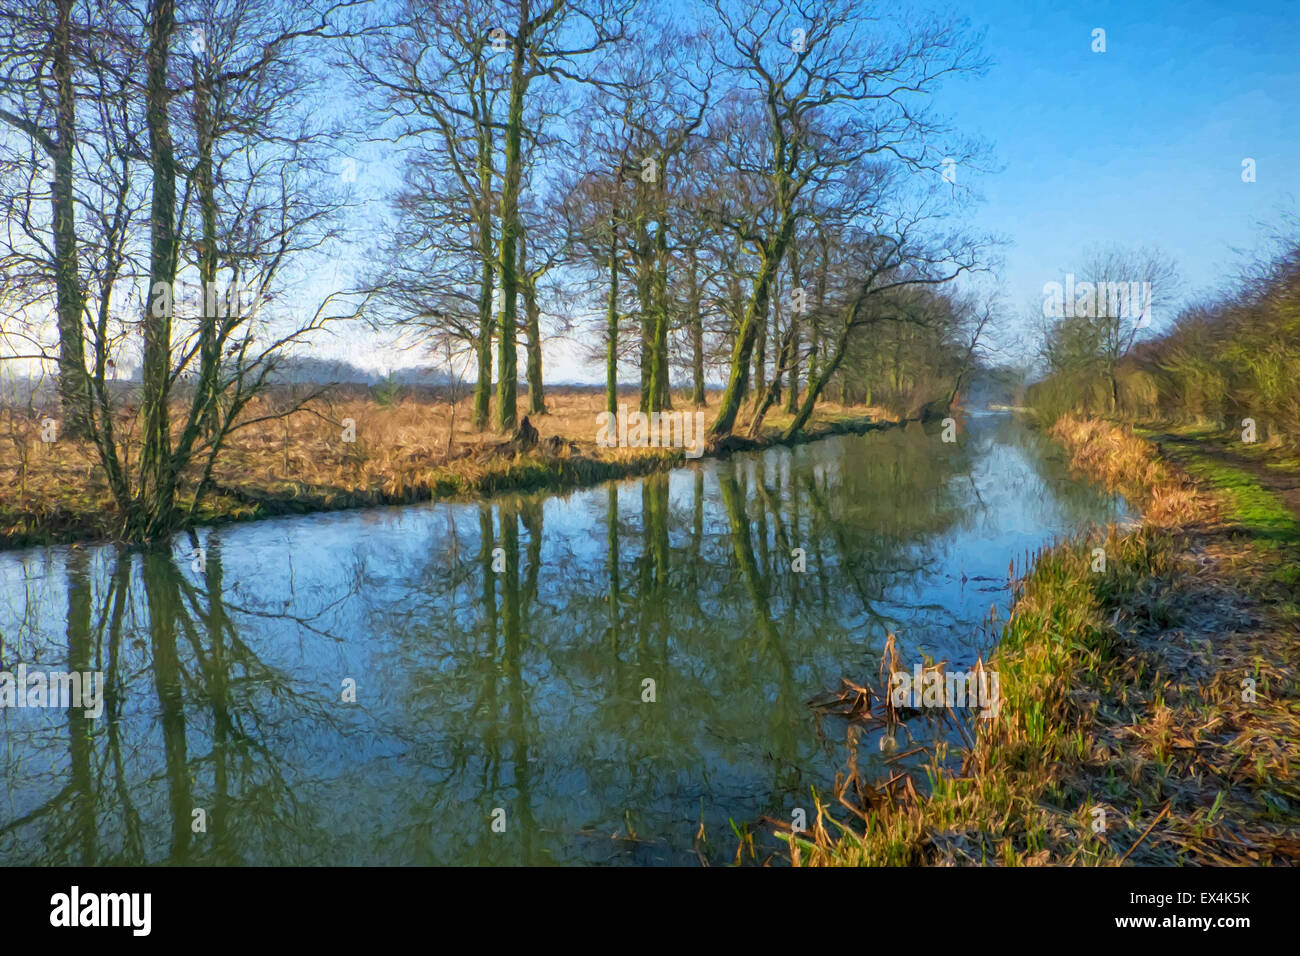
[789,415,1298,865]
[0,387,892,549]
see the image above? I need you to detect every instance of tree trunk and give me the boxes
[783,315,854,440]
[753,279,767,406]
[634,212,652,412]
[51,0,89,437]
[605,218,619,416]
[709,216,794,438]
[475,250,495,429]
[688,246,704,406]
[140,0,179,538]
[193,55,220,440]
[473,74,495,430]
[746,311,798,439]
[648,182,671,412]
[495,6,528,433]
[784,242,802,414]
[520,234,545,415]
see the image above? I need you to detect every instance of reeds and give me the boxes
[792,417,1299,866]
[0,387,886,547]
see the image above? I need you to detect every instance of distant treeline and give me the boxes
[0,356,458,404]
[1029,240,1300,445]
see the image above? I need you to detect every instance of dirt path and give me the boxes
[1146,430,1300,520]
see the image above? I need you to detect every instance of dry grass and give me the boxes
[0,385,887,547]
[1049,415,1215,530]
[787,415,1299,866]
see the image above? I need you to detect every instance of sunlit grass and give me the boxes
[0,387,886,547]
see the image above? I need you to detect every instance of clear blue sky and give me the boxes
[317,0,1300,380]
[936,0,1299,359]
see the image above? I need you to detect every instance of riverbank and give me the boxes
[789,415,1299,866]
[0,387,895,550]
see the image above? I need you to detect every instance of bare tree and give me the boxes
[1082,245,1177,412]
[0,0,92,433]
[698,0,986,440]
[2,0,366,540]
[490,0,635,432]
[347,0,506,430]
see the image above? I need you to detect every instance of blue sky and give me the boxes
[316,0,1300,380]
[937,0,1299,359]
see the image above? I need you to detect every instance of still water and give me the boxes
[0,412,1126,865]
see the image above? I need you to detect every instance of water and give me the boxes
[0,412,1127,865]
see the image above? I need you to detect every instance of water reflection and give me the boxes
[0,413,1126,865]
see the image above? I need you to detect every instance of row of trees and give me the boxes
[1136,239,1300,443]
[0,0,995,540]
[359,0,995,440]
[1027,230,1300,448]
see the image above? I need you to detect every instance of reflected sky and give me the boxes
[0,412,1127,865]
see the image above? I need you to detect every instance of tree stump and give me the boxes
[514,416,539,451]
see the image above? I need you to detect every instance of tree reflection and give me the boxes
[1,542,352,864]
[0,414,1128,865]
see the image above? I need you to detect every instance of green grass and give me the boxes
[792,417,1299,867]
[1134,424,1300,547]
[1179,458,1300,543]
